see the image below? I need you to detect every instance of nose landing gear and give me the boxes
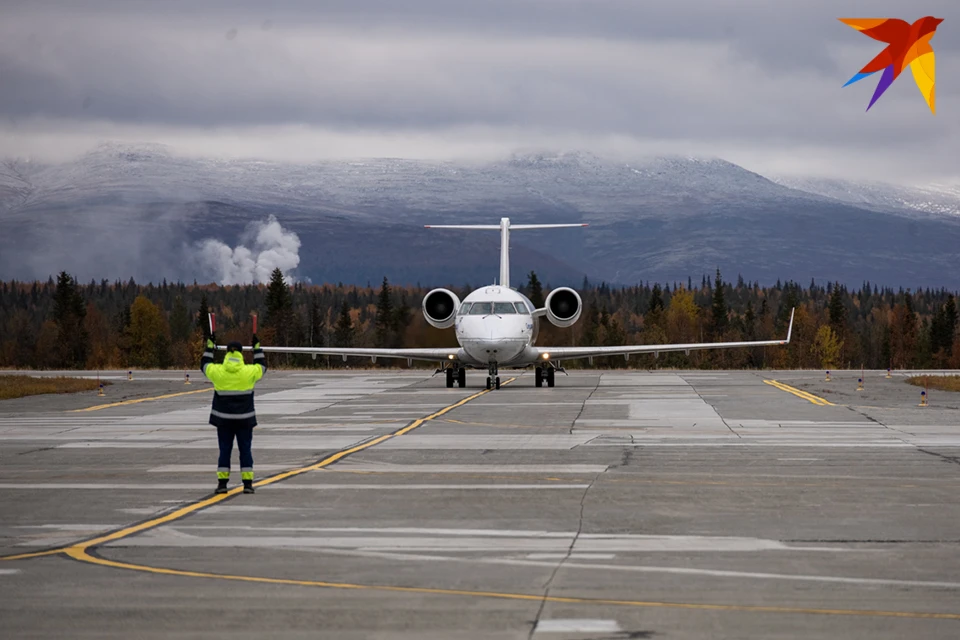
[486,362,500,390]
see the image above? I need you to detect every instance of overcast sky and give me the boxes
[1,0,957,184]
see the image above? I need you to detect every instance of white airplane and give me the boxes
[248,218,793,389]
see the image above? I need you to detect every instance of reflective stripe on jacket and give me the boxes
[201,347,267,429]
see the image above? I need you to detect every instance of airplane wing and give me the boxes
[217,345,460,364]
[535,309,794,363]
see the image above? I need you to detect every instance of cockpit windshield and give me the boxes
[468,302,493,315]
[466,302,519,315]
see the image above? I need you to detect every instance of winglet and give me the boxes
[785,308,795,344]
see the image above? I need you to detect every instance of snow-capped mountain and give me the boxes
[773,176,960,218]
[2,144,960,289]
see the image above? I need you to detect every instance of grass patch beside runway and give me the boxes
[906,375,960,393]
[0,375,108,400]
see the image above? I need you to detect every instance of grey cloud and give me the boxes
[0,1,957,183]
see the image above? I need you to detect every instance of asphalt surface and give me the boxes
[1,368,959,639]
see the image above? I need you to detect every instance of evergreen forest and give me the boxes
[1,269,957,371]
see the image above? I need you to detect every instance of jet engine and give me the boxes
[545,287,582,328]
[422,288,461,329]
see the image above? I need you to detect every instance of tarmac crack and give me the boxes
[568,373,602,435]
[528,471,600,640]
[16,446,57,456]
[531,373,603,638]
[917,448,960,468]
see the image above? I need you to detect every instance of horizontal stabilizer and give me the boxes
[426,217,587,288]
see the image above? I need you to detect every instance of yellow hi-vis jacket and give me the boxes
[201,347,266,429]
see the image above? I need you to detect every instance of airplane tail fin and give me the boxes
[425,218,587,288]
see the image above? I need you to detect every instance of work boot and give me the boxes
[215,479,228,494]
[243,479,255,494]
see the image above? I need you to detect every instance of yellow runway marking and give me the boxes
[0,548,66,561]
[69,387,213,412]
[764,380,835,406]
[8,375,960,621]
[4,380,510,557]
[59,547,960,621]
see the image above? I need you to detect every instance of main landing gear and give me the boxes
[486,362,500,390]
[445,365,466,388]
[534,366,555,388]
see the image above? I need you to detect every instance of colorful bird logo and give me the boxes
[840,17,943,113]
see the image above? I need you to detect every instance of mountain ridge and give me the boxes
[2,144,960,289]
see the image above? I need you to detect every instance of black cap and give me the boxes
[227,341,243,353]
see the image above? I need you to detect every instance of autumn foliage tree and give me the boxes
[125,295,171,368]
[1,275,959,371]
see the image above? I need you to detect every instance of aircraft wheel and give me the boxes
[485,377,492,390]
[547,368,555,388]
[445,368,454,388]
[495,377,501,390]
[458,368,466,387]
[535,367,543,388]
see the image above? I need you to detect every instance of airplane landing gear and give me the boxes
[486,362,500,391]
[445,364,465,388]
[535,365,555,388]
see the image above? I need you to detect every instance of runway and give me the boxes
[1,369,959,639]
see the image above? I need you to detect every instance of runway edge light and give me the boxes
[919,389,928,407]
[825,370,831,382]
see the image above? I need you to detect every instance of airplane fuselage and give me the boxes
[454,285,540,368]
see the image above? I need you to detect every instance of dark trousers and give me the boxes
[216,426,254,480]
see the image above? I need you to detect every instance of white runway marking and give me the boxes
[0,483,589,491]
[535,619,620,633]
[148,464,292,473]
[14,524,121,530]
[331,463,609,474]
[124,527,847,553]
[0,569,22,575]
[306,548,960,590]
[525,553,616,560]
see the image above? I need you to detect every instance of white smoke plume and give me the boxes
[193,215,301,284]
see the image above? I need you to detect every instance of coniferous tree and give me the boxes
[943,295,958,356]
[744,302,756,339]
[394,293,411,348]
[527,271,545,309]
[333,302,354,348]
[308,295,325,347]
[828,284,846,333]
[711,268,728,338]
[197,293,210,338]
[648,284,665,314]
[374,277,394,348]
[52,271,88,368]
[169,296,192,344]
[265,267,293,345]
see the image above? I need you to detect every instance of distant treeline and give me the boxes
[1,269,957,371]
